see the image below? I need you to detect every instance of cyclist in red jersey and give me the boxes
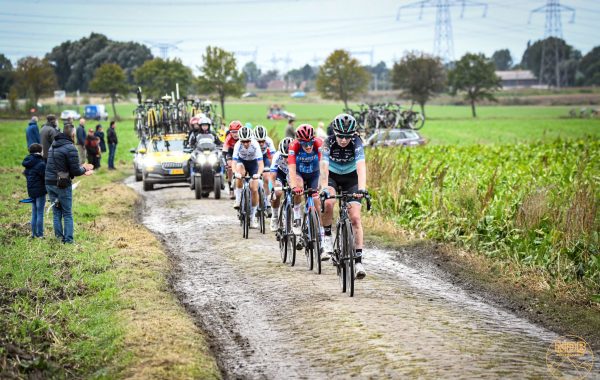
[223,120,242,199]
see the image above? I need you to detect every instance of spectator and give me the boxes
[315,121,327,139]
[94,124,106,167]
[45,123,94,244]
[284,118,296,138]
[22,143,46,238]
[26,116,41,148]
[107,120,118,170]
[40,114,59,161]
[76,118,86,164]
[84,128,101,169]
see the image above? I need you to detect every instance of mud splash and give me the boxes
[130,179,599,379]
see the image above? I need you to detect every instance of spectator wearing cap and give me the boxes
[75,118,87,164]
[26,116,40,148]
[84,128,101,169]
[40,114,59,161]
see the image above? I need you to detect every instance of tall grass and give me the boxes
[367,139,600,291]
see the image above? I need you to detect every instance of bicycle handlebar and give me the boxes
[320,191,371,212]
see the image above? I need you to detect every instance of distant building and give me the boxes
[266,80,286,90]
[496,70,539,88]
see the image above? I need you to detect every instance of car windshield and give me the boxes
[403,130,419,139]
[152,139,185,152]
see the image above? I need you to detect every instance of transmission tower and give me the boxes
[270,53,292,73]
[397,0,487,63]
[145,41,182,59]
[350,49,375,66]
[529,0,575,88]
[234,48,258,64]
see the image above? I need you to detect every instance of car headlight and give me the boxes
[208,153,218,165]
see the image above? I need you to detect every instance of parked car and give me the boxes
[290,91,306,98]
[242,92,257,98]
[84,104,109,120]
[365,129,426,148]
[267,106,296,120]
[60,110,81,120]
[130,140,148,182]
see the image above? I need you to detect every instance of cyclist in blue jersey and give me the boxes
[288,124,323,235]
[232,126,264,229]
[269,137,293,231]
[320,114,368,278]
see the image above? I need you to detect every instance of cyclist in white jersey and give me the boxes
[254,125,277,217]
[232,126,264,229]
[269,137,293,231]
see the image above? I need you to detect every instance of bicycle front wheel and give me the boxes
[343,219,355,297]
[242,188,251,239]
[304,215,313,271]
[258,187,266,234]
[286,203,296,266]
[309,210,322,275]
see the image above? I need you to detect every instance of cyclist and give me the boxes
[287,124,323,239]
[223,120,242,199]
[269,137,293,231]
[232,126,264,229]
[254,125,276,216]
[320,113,367,279]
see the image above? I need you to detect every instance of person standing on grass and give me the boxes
[45,123,94,244]
[107,120,118,170]
[76,118,87,164]
[26,116,40,148]
[84,128,101,169]
[285,118,296,138]
[40,114,59,161]
[22,143,46,238]
[94,124,106,168]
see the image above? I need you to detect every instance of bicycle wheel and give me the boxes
[308,209,321,275]
[286,202,296,266]
[278,207,287,263]
[343,219,355,297]
[335,225,346,293]
[303,215,313,271]
[258,187,266,234]
[242,188,251,239]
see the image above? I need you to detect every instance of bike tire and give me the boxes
[343,219,355,297]
[335,224,346,293]
[242,188,251,239]
[309,209,322,275]
[304,214,313,271]
[278,208,287,263]
[258,187,266,234]
[286,202,296,266]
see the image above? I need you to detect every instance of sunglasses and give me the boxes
[300,140,314,147]
[241,140,251,143]
[336,134,353,141]
[257,140,265,144]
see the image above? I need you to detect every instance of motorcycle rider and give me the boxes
[190,116,221,147]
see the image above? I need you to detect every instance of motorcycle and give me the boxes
[188,137,225,199]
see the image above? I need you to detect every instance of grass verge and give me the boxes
[0,162,220,378]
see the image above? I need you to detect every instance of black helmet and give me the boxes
[332,113,357,135]
[278,137,293,157]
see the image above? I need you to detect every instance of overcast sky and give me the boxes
[1,0,598,73]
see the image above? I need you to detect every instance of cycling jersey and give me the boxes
[270,151,289,175]
[232,139,263,162]
[259,136,276,158]
[287,138,323,174]
[223,133,238,159]
[322,135,365,175]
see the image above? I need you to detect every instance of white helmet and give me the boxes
[254,125,268,141]
[199,116,212,126]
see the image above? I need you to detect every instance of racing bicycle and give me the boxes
[299,188,323,274]
[274,185,296,266]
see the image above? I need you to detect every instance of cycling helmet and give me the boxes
[229,120,243,131]
[199,116,212,126]
[238,126,253,141]
[332,113,357,135]
[278,137,293,157]
[189,116,200,125]
[295,124,315,141]
[254,125,268,141]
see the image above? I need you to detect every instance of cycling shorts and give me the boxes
[297,171,319,191]
[238,159,259,176]
[263,154,271,170]
[274,169,288,187]
[328,170,360,203]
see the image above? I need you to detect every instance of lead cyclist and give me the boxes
[319,113,367,279]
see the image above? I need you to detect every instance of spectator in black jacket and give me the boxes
[22,143,46,238]
[107,120,118,169]
[94,124,106,168]
[76,118,87,164]
[45,123,94,243]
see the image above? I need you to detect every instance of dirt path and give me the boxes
[129,179,599,379]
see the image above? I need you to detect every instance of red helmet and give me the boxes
[229,120,243,131]
[295,124,314,141]
[189,116,200,125]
